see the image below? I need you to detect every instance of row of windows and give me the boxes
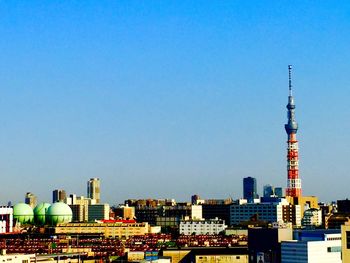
[327,246,341,253]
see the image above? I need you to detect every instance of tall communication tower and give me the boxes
[285,65,302,197]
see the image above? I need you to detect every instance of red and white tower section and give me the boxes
[285,65,302,197]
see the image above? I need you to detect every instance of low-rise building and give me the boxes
[202,203,231,226]
[55,220,149,238]
[0,253,35,263]
[162,248,248,263]
[341,222,350,263]
[0,207,13,233]
[302,208,322,228]
[179,218,226,235]
[248,227,293,263]
[88,204,109,221]
[281,230,341,263]
[135,204,202,226]
[230,198,301,227]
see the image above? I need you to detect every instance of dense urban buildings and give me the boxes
[0,66,348,263]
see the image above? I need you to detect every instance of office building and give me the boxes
[248,227,293,263]
[179,218,226,235]
[243,177,258,203]
[202,203,231,226]
[286,195,319,219]
[301,208,322,228]
[88,204,110,221]
[87,178,100,203]
[135,204,202,226]
[162,248,248,263]
[327,214,350,229]
[341,222,350,263]
[113,205,135,220]
[263,185,275,198]
[337,199,350,214]
[52,189,66,203]
[68,195,96,222]
[230,199,301,227]
[275,187,284,198]
[156,216,180,229]
[24,192,37,208]
[281,230,341,263]
[55,221,151,238]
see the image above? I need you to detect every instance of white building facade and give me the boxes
[0,207,13,234]
[179,218,226,235]
[281,232,341,263]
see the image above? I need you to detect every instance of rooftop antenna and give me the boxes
[288,65,293,96]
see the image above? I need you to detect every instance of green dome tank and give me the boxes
[34,203,51,225]
[13,203,34,224]
[46,202,72,225]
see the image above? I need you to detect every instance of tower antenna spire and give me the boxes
[288,65,292,96]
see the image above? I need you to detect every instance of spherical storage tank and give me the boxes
[13,203,34,224]
[34,203,51,225]
[46,202,72,225]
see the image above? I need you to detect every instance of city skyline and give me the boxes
[1,1,350,204]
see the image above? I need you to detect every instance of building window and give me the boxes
[327,246,341,253]
[347,231,350,249]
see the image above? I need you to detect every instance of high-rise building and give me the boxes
[274,187,283,198]
[263,184,275,198]
[285,65,302,197]
[24,192,37,208]
[243,177,258,203]
[191,194,200,205]
[52,189,67,203]
[87,178,100,203]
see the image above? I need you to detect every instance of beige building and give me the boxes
[0,253,35,262]
[162,249,248,263]
[195,255,248,263]
[55,221,149,238]
[286,195,318,217]
[341,222,350,263]
[162,250,191,263]
[25,192,37,208]
[87,178,100,203]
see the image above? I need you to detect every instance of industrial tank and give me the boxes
[33,203,51,225]
[13,203,34,224]
[46,202,72,225]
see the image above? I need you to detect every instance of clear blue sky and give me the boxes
[1,1,350,205]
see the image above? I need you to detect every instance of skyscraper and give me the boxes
[243,177,258,203]
[25,192,37,208]
[53,189,67,203]
[87,178,100,203]
[263,185,275,198]
[285,65,302,197]
[274,187,283,198]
